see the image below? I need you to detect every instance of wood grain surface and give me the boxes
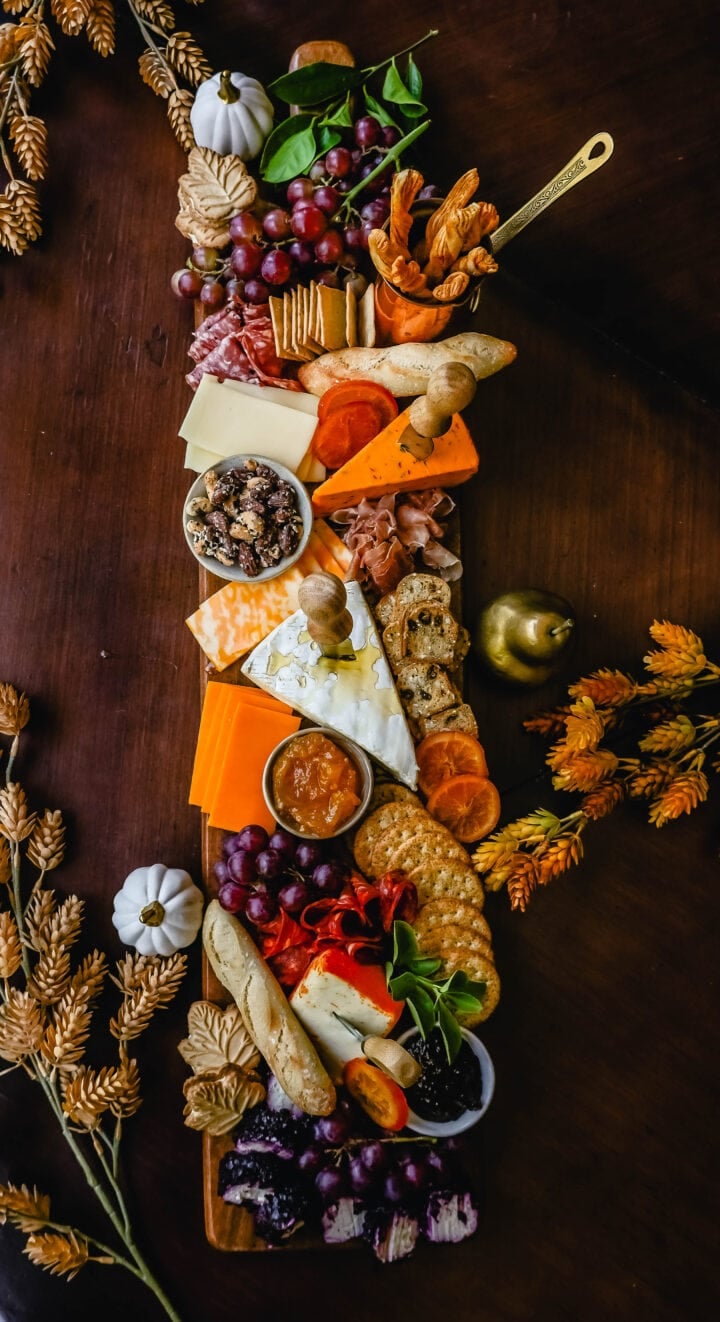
[1,3,718,1320]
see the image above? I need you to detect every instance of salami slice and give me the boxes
[188,309,244,363]
[186,334,254,390]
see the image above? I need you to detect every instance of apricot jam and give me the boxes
[272,732,360,837]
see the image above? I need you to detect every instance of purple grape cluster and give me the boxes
[215,823,349,925]
[171,114,440,311]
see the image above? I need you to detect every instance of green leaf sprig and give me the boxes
[386,921,486,1064]
[260,29,438,185]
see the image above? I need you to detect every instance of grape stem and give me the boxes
[361,29,440,76]
[337,120,431,219]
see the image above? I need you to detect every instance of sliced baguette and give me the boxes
[203,901,336,1116]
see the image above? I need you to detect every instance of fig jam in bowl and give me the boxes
[263,727,373,840]
[398,1026,495,1137]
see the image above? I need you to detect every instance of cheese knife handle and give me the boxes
[362,1036,423,1088]
[299,572,354,647]
[406,361,477,439]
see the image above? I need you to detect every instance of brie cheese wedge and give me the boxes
[241,579,419,788]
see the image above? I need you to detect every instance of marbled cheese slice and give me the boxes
[241,579,419,788]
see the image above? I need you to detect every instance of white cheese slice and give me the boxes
[220,378,319,416]
[179,373,317,473]
[296,449,326,484]
[289,953,401,1082]
[184,442,224,472]
[241,579,418,788]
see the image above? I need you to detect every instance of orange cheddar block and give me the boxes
[312,518,353,573]
[186,541,347,671]
[311,411,479,516]
[208,706,301,832]
[200,688,292,814]
[189,682,233,806]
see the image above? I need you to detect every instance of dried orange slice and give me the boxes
[425,774,501,843]
[416,731,489,796]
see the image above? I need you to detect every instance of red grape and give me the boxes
[227,850,257,885]
[309,161,327,184]
[291,204,327,242]
[230,240,262,277]
[267,829,297,862]
[314,1111,352,1145]
[245,890,278,924]
[315,269,340,288]
[199,279,225,309]
[192,245,220,272]
[225,277,246,304]
[295,841,324,872]
[230,212,262,242]
[359,1141,389,1174]
[260,249,293,286]
[171,268,202,299]
[314,185,340,216]
[218,880,250,914]
[243,279,269,304]
[325,146,353,179]
[344,225,363,251]
[278,879,310,914]
[287,239,315,268]
[402,1159,428,1192]
[263,208,293,240]
[311,861,346,897]
[255,848,284,880]
[287,176,315,204]
[213,859,229,885]
[297,1145,325,1176]
[344,272,368,298]
[351,148,363,169]
[314,228,344,264]
[315,1167,346,1204]
[235,825,269,855]
[360,198,389,227]
[383,1170,407,1203]
[383,126,402,147]
[335,180,352,195]
[349,1155,377,1195]
[354,115,381,148]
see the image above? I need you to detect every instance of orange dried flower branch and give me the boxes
[476,620,720,910]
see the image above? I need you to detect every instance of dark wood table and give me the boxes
[1,3,718,1319]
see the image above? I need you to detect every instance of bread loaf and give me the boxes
[203,901,336,1116]
[298,332,517,397]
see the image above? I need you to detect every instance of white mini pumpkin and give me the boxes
[190,70,274,160]
[112,864,204,956]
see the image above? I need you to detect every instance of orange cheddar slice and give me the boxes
[208,706,301,832]
[186,537,348,671]
[200,688,292,814]
[311,518,353,573]
[311,411,479,517]
[189,682,233,807]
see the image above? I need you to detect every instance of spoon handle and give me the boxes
[489,132,614,255]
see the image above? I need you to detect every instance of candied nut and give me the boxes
[205,510,229,532]
[204,469,220,500]
[238,496,265,515]
[278,523,300,556]
[235,543,260,576]
[256,541,283,569]
[222,495,243,518]
[186,496,212,517]
[268,483,296,509]
[187,517,205,535]
[216,550,236,567]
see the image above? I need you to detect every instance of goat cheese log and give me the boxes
[297,332,517,397]
[203,900,336,1116]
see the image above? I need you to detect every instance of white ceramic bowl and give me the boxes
[398,1026,495,1137]
[262,726,374,840]
[183,454,312,584]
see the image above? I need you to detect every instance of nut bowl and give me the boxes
[183,454,313,584]
[398,1027,495,1137]
[262,726,373,841]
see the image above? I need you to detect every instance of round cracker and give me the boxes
[392,832,470,878]
[370,818,451,877]
[353,803,429,875]
[415,902,492,945]
[368,783,422,815]
[406,861,484,907]
[432,947,501,1025]
[417,922,493,963]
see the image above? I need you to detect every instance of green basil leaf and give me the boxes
[445,990,486,1015]
[260,114,317,183]
[270,62,363,107]
[392,920,419,966]
[406,53,423,100]
[321,96,354,128]
[316,125,341,155]
[437,1001,463,1063]
[381,58,427,118]
[388,971,420,1001]
[407,985,437,1038]
[363,89,401,130]
[409,956,443,978]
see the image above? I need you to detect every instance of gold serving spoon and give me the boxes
[469,131,615,309]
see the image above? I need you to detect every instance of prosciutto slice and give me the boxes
[333,489,463,594]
